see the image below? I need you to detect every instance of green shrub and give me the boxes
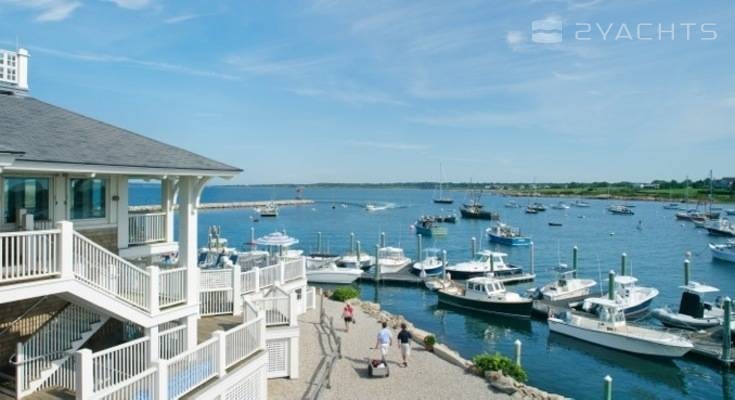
[330,286,360,302]
[423,335,437,347]
[472,353,528,382]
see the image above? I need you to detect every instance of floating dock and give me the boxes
[130,199,314,212]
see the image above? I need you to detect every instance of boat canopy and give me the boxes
[680,282,719,294]
[585,297,622,310]
[255,232,299,247]
[612,276,638,286]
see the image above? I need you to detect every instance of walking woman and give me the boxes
[342,303,355,332]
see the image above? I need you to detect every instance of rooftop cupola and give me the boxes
[0,48,29,93]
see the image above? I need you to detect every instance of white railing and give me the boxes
[128,212,167,245]
[32,220,56,231]
[167,337,219,399]
[73,232,150,311]
[240,269,257,294]
[159,267,186,308]
[283,259,304,282]
[17,304,101,396]
[94,368,156,400]
[0,229,60,284]
[256,296,290,326]
[160,325,187,360]
[224,317,262,368]
[91,337,150,392]
[259,264,280,288]
[200,289,234,316]
[40,353,76,393]
[200,268,232,289]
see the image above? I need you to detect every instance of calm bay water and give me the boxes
[132,185,735,400]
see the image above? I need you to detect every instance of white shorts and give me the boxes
[379,343,389,357]
[400,343,411,358]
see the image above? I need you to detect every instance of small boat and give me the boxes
[376,247,412,274]
[705,219,735,237]
[571,200,591,208]
[433,214,457,223]
[338,252,376,270]
[551,201,570,210]
[424,276,453,291]
[411,248,444,276]
[709,242,735,263]
[259,202,279,217]
[445,250,532,282]
[607,205,634,215]
[305,256,363,284]
[437,276,533,318]
[549,299,693,357]
[414,217,448,237]
[663,203,681,210]
[548,222,562,227]
[651,282,729,330]
[460,205,499,220]
[433,162,454,204]
[726,209,735,216]
[366,203,389,212]
[530,265,597,302]
[486,223,531,246]
[581,275,658,318]
[529,202,547,212]
[505,201,521,208]
[525,207,538,214]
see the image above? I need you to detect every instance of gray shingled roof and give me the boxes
[0,94,241,173]
[0,144,24,155]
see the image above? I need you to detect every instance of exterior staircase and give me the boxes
[14,304,108,398]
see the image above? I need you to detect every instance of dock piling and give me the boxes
[572,246,578,279]
[603,375,613,400]
[317,232,323,254]
[530,241,535,275]
[620,253,627,276]
[356,241,362,266]
[380,232,386,248]
[375,244,381,282]
[608,271,616,300]
[471,237,477,258]
[250,227,255,251]
[417,234,423,261]
[723,297,732,365]
[350,233,355,254]
[684,259,690,286]
[514,339,522,367]
[442,250,448,280]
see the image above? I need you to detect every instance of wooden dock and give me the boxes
[129,199,314,213]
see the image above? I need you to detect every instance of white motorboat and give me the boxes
[411,248,444,276]
[608,205,634,215]
[663,203,682,210]
[709,241,735,263]
[551,201,570,210]
[259,202,279,217]
[338,252,375,269]
[549,299,693,358]
[424,276,453,291]
[445,251,532,283]
[365,203,389,212]
[305,256,362,284]
[437,276,533,318]
[706,219,735,237]
[571,200,591,208]
[376,247,412,274]
[581,275,658,318]
[532,266,597,302]
[651,282,728,330]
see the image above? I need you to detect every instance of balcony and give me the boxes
[120,212,177,259]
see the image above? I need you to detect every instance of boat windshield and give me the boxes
[485,281,505,293]
[598,306,625,324]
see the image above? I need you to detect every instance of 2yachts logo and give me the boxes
[531,19,718,43]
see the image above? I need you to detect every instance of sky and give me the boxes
[0,0,733,184]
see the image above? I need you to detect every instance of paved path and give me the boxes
[269,296,512,400]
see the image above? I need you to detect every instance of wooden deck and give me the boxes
[198,314,245,343]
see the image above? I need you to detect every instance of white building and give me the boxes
[0,48,312,399]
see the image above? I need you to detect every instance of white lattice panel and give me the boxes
[266,339,289,378]
[224,366,264,400]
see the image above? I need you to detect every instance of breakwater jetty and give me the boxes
[129,199,314,212]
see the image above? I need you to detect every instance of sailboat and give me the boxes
[433,163,454,204]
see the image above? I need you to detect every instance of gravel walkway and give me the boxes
[269,295,512,400]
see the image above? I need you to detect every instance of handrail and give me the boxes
[91,336,150,392]
[128,212,167,245]
[159,267,186,308]
[0,229,60,283]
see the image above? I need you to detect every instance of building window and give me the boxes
[70,178,107,219]
[3,177,50,223]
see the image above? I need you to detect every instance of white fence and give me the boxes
[73,232,150,311]
[91,337,150,392]
[306,287,316,311]
[167,337,219,399]
[255,296,291,326]
[128,212,167,245]
[259,264,280,288]
[159,267,186,308]
[283,258,304,282]
[160,325,187,360]
[92,368,156,400]
[0,229,60,283]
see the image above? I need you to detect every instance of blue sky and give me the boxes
[1,0,733,184]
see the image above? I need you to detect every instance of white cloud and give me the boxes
[164,13,200,24]
[290,84,406,106]
[0,0,81,22]
[506,31,526,51]
[224,54,330,76]
[107,0,151,10]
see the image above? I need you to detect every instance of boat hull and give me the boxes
[306,270,362,284]
[623,296,655,318]
[710,244,735,263]
[707,227,735,237]
[415,225,448,237]
[437,290,532,319]
[488,233,531,246]
[548,318,691,357]
[433,199,454,204]
[411,264,444,276]
[460,208,499,220]
[650,308,722,330]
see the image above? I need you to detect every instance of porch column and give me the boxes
[116,176,129,250]
[52,175,66,222]
[162,178,176,243]
[145,325,160,363]
[178,176,200,350]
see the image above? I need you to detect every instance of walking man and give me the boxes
[397,323,412,367]
[374,321,392,361]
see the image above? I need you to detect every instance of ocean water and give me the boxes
[131,185,735,400]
